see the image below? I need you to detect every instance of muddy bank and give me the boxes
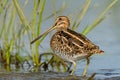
[0,72,120,80]
[0,72,89,80]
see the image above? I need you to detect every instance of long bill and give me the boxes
[30,25,57,44]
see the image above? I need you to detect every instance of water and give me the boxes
[1,0,120,79]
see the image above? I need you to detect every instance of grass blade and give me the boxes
[72,0,91,30]
[12,0,31,32]
[82,0,117,35]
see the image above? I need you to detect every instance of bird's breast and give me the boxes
[50,30,87,60]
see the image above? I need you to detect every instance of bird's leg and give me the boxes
[69,60,76,75]
[67,61,72,73]
[83,57,90,76]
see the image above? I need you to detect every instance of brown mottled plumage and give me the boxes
[50,29,103,61]
[31,16,104,75]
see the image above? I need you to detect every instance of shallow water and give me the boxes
[0,0,120,79]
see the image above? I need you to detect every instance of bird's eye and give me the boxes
[58,18,62,21]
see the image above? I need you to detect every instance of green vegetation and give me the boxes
[0,0,117,73]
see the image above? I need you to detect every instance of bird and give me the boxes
[31,16,104,76]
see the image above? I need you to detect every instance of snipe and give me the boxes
[31,16,104,76]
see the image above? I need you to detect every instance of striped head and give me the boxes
[54,16,70,31]
[30,16,70,44]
